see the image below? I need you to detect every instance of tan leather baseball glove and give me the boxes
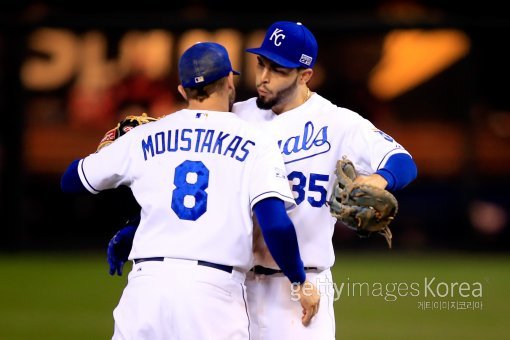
[328,158,398,248]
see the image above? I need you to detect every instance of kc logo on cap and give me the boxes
[246,21,318,69]
[270,28,286,46]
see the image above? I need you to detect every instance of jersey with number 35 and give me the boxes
[233,93,411,269]
[77,109,296,271]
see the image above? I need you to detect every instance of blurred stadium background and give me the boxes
[0,1,509,339]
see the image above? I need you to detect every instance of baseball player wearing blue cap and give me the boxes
[233,21,418,339]
[61,41,320,339]
[103,21,417,339]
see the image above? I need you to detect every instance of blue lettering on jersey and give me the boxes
[194,129,205,152]
[212,131,229,154]
[167,130,178,152]
[374,129,394,142]
[223,136,242,158]
[237,140,255,162]
[155,132,165,154]
[200,129,215,153]
[180,129,192,151]
[142,136,155,160]
[141,129,255,162]
[278,121,331,164]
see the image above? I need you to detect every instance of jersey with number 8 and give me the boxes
[78,109,296,271]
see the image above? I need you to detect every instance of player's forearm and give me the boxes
[253,197,306,284]
[61,159,88,193]
[375,153,417,191]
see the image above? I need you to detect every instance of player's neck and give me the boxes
[272,87,312,115]
[187,96,230,112]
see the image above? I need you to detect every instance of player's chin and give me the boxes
[255,96,274,110]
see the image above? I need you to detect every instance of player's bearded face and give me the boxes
[255,76,299,110]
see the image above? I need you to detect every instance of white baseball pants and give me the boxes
[112,258,249,340]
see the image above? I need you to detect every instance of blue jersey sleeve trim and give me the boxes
[376,147,401,170]
[253,197,306,284]
[60,159,88,193]
[79,158,100,193]
[250,191,295,207]
[376,153,417,191]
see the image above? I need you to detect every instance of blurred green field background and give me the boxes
[0,252,507,340]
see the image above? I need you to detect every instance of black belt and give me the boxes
[251,265,318,275]
[134,257,233,274]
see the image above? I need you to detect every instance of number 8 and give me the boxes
[171,160,209,221]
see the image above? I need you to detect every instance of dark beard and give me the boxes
[255,78,298,110]
[256,96,277,110]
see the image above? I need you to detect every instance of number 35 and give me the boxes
[288,171,329,207]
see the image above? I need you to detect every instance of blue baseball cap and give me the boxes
[246,21,318,68]
[179,42,240,88]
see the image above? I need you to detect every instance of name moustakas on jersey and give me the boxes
[141,127,256,162]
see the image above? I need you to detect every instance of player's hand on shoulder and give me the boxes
[294,280,321,326]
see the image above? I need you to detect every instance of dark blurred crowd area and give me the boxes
[0,1,509,252]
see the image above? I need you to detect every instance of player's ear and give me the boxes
[300,68,313,85]
[227,72,235,90]
[177,85,188,100]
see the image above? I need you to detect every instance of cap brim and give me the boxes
[246,47,301,68]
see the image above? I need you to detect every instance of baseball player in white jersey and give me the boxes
[61,41,320,339]
[103,22,417,339]
[231,21,418,339]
